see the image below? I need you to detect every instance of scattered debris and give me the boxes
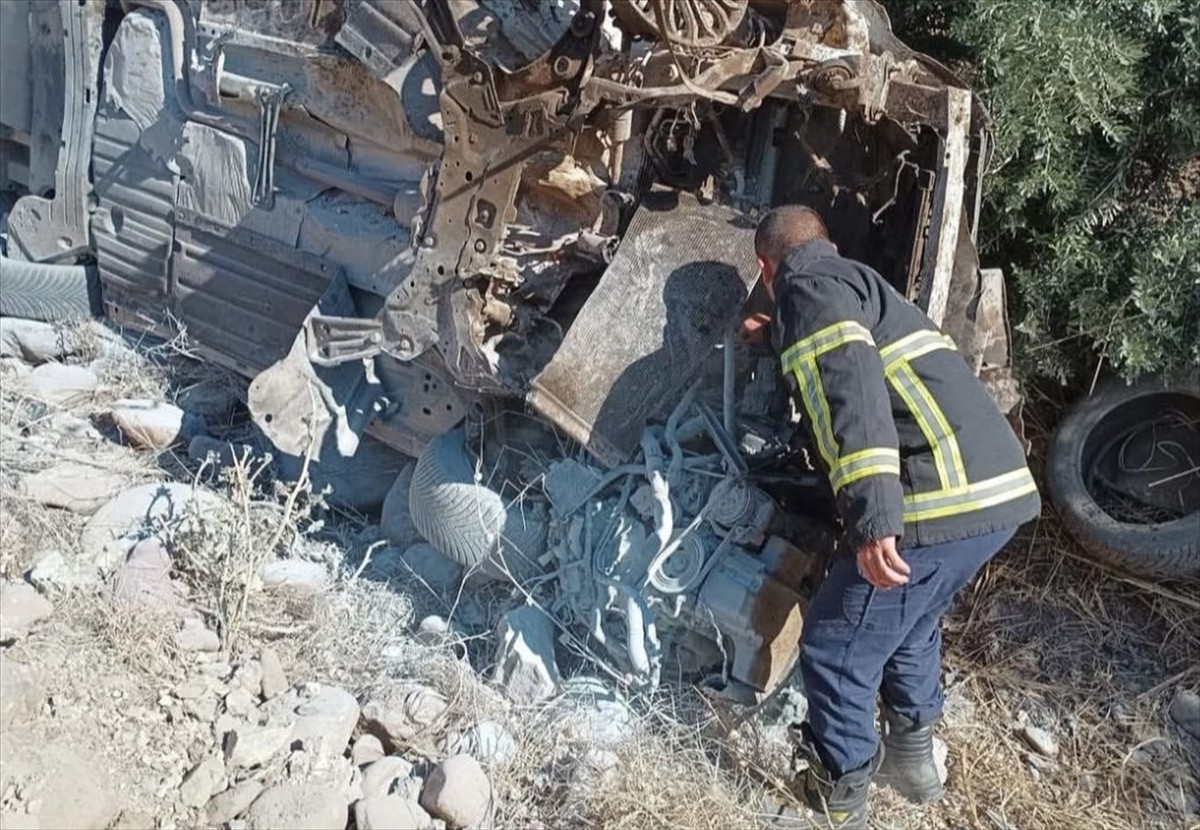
[493,606,561,706]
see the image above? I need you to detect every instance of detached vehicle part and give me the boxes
[1048,376,1199,579]
[0,0,1023,696]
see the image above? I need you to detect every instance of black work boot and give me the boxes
[790,724,881,830]
[875,706,945,803]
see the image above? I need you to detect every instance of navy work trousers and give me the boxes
[799,528,1016,777]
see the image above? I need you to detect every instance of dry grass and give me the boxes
[925,511,1200,830]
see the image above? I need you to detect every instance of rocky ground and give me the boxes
[0,316,1197,830]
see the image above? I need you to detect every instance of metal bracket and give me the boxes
[251,83,291,209]
[307,315,384,366]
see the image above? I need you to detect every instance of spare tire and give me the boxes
[409,428,547,581]
[0,254,100,321]
[1048,375,1199,579]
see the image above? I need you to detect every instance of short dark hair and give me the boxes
[754,205,829,263]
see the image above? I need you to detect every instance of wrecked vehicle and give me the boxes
[0,0,1017,697]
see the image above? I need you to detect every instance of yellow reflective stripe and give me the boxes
[790,358,838,470]
[879,329,956,372]
[887,363,966,490]
[781,320,874,370]
[905,467,1032,504]
[829,447,900,492]
[903,467,1037,521]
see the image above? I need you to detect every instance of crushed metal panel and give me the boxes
[172,210,334,376]
[248,271,385,461]
[529,191,758,466]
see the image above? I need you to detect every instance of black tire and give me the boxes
[0,255,99,321]
[1048,375,1199,579]
[409,428,547,581]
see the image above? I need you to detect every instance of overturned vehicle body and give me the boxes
[0,0,1016,697]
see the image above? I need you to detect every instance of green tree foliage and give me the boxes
[887,0,1200,383]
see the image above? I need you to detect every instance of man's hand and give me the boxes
[740,313,771,345]
[856,536,910,588]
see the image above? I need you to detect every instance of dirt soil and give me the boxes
[0,319,1197,830]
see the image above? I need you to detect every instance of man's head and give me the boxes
[754,205,830,297]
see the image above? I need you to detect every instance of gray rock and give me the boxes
[360,756,415,800]
[0,743,119,830]
[360,685,449,752]
[110,399,204,450]
[226,723,293,769]
[1019,724,1059,758]
[493,606,560,706]
[351,734,386,767]
[26,363,98,406]
[459,721,518,766]
[245,783,348,830]
[260,646,288,700]
[290,685,360,758]
[28,549,99,594]
[260,559,329,594]
[381,464,421,548]
[398,544,463,594]
[355,795,432,830]
[81,482,222,571]
[21,462,127,514]
[110,537,192,617]
[180,756,227,808]
[419,754,491,829]
[1169,689,1200,741]
[207,779,266,826]
[176,618,221,653]
[0,654,42,730]
[0,318,77,364]
[0,580,53,641]
[233,660,264,695]
[225,686,257,718]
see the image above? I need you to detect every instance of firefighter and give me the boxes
[747,206,1041,829]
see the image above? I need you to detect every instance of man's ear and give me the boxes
[757,256,774,285]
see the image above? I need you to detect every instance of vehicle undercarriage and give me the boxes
[0,0,1019,698]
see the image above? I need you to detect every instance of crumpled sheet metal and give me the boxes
[529,191,759,467]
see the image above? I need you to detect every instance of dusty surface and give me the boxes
[0,319,1197,830]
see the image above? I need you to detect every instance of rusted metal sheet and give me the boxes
[529,191,759,466]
